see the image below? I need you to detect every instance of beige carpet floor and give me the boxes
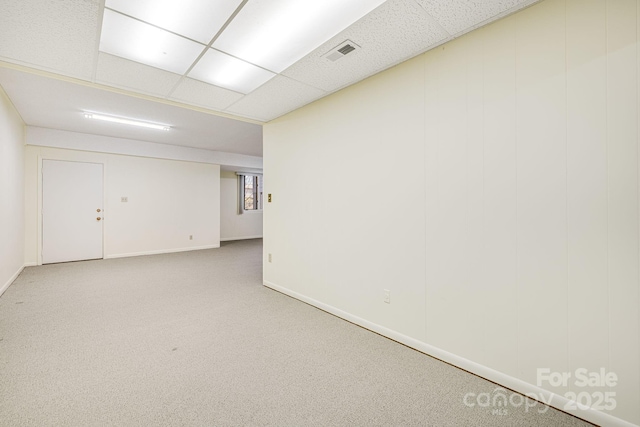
[0,239,592,426]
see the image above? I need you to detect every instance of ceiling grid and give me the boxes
[0,0,541,154]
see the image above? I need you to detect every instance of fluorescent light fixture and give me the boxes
[84,113,171,131]
[189,49,276,94]
[100,9,205,75]
[105,0,243,44]
[212,0,386,73]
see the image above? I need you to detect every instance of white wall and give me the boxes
[25,145,220,263]
[263,0,640,425]
[0,85,25,295]
[220,171,262,241]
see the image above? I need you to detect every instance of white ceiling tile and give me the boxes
[100,10,205,75]
[212,0,386,73]
[282,0,449,93]
[415,0,538,36]
[96,53,182,97]
[0,67,263,156]
[105,0,242,44]
[188,49,276,94]
[169,78,244,111]
[0,0,100,80]
[225,76,326,122]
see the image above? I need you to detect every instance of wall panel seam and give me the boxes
[564,0,570,377]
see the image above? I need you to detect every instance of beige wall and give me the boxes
[220,171,263,241]
[0,85,25,295]
[263,0,640,424]
[25,145,220,263]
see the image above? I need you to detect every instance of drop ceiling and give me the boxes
[0,0,540,152]
[0,67,263,156]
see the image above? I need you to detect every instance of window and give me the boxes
[242,175,263,211]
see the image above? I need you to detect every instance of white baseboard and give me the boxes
[263,280,637,427]
[1,264,29,297]
[220,235,263,242]
[24,262,37,267]
[106,244,220,259]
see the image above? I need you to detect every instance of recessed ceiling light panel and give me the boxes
[188,49,276,94]
[212,0,386,73]
[100,10,205,75]
[105,0,243,44]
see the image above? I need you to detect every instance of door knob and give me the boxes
[97,209,101,212]
[97,217,102,221]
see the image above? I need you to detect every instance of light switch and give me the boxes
[121,197,128,203]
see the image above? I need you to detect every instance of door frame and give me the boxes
[37,156,108,265]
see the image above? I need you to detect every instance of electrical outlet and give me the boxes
[383,289,390,304]
[268,253,272,263]
[189,235,193,240]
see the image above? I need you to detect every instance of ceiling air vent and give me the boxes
[323,40,360,62]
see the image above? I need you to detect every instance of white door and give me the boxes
[42,160,104,264]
